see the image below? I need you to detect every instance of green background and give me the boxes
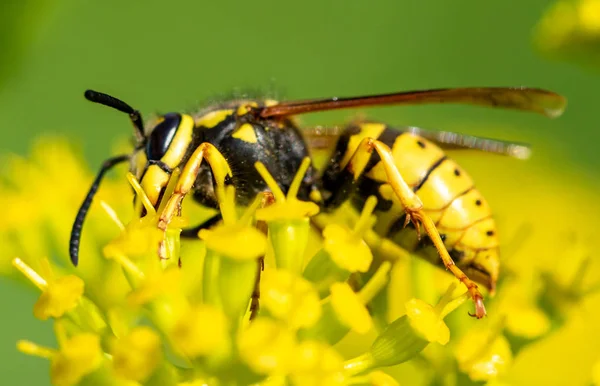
[1,1,598,384]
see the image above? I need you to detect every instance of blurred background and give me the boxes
[1,0,599,385]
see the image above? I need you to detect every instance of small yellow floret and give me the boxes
[578,0,600,32]
[237,318,296,374]
[111,326,163,382]
[261,269,322,329]
[330,283,373,334]
[255,200,320,221]
[170,305,230,358]
[454,329,512,381]
[104,216,165,259]
[127,267,181,306]
[405,299,450,345]
[289,340,345,385]
[368,370,400,386]
[33,275,84,320]
[592,358,600,385]
[51,333,103,386]
[254,158,320,221]
[323,224,372,273]
[199,224,266,260]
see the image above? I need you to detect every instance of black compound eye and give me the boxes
[146,113,182,160]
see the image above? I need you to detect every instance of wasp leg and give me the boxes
[249,192,275,321]
[157,143,233,258]
[325,137,486,318]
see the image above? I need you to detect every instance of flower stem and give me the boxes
[344,352,376,376]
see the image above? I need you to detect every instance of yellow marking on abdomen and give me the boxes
[436,189,492,229]
[340,123,386,169]
[232,123,258,143]
[457,217,499,250]
[417,160,474,210]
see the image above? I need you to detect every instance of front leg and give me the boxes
[157,142,233,258]
[322,136,486,319]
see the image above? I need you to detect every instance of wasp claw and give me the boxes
[473,296,486,319]
[403,214,411,229]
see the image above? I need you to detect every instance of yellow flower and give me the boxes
[18,332,103,386]
[454,327,512,381]
[260,269,322,329]
[405,298,450,345]
[170,304,230,359]
[368,371,400,386]
[592,358,600,385]
[34,275,85,320]
[12,257,85,321]
[237,318,297,375]
[330,282,373,334]
[111,326,163,382]
[15,136,600,385]
[323,224,373,273]
[289,340,346,385]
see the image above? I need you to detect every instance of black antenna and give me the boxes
[84,90,145,141]
[69,154,129,266]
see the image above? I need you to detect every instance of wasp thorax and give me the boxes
[146,113,182,161]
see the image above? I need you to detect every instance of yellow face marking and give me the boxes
[161,114,194,168]
[232,123,258,143]
[236,102,258,116]
[140,164,171,205]
[131,149,147,180]
[195,109,233,128]
[340,123,386,169]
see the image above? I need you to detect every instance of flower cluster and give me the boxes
[3,138,600,385]
[534,0,600,67]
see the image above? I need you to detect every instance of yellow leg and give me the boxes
[157,143,233,257]
[354,138,486,318]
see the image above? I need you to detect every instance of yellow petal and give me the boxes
[33,275,84,320]
[330,282,373,334]
[111,326,162,382]
[51,334,103,386]
[323,224,372,273]
[454,329,512,382]
[261,269,322,329]
[199,224,266,260]
[369,370,400,386]
[289,340,345,385]
[405,299,449,345]
[170,305,230,358]
[237,318,296,374]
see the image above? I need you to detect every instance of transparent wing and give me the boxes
[402,126,532,159]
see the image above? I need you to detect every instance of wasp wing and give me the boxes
[401,126,532,159]
[256,87,566,119]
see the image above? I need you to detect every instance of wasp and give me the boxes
[69,87,566,318]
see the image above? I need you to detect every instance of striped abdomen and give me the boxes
[336,122,500,291]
